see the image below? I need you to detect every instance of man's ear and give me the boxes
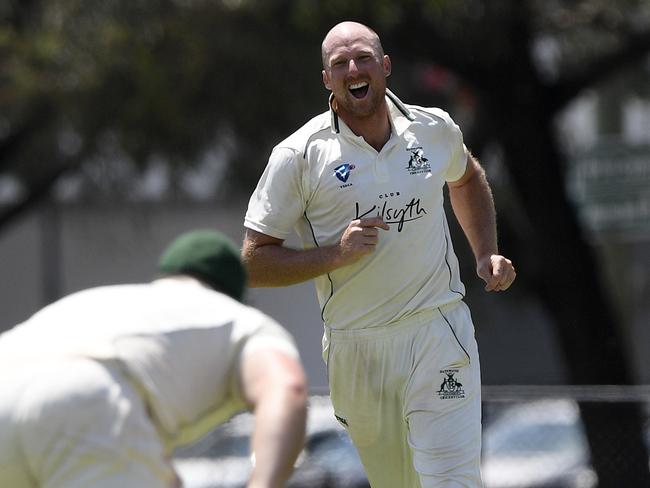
[322,69,331,90]
[383,55,392,77]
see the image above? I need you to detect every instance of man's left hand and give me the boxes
[478,255,516,292]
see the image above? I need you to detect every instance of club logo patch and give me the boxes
[334,163,355,183]
[437,369,465,400]
[405,147,430,175]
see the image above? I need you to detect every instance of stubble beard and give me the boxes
[337,83,386,120]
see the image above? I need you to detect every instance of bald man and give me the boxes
[242,21,516,488]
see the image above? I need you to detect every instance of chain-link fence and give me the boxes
[482,385,650,488]
[174,386,650,488]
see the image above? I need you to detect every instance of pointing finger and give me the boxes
[358,217,390,231]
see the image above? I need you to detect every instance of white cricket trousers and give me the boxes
[0,358,179,488]
[323,301,483,488]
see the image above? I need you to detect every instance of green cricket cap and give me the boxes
[158,229,246,301]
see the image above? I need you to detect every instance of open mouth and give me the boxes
[348,81,369,99]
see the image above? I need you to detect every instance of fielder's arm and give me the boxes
[242,217,389,287]
[447,152,516,291]
[241,348,308,488]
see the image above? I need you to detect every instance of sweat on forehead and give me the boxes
[321,21,384,67]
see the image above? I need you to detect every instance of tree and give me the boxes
[0,0,324,222]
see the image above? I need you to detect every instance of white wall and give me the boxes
[0,199,329,390]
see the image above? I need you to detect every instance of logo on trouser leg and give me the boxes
[437,369,465,399]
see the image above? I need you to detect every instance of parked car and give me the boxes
[482,399,597,488]
[173,412,254,488]
[173,395,368,488]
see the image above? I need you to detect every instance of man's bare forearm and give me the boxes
[242,241,344,287]
[247,377,307,488]
[448,155,517,291]
[243,350,307,488]
[448,158,498,264]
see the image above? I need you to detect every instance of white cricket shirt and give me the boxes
[0,277,298,449]
[245,90,468,330]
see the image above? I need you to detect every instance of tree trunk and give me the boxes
[496,100,650,486]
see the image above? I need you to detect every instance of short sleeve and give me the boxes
[230,310,300,404]
[241,318,299,361]
[244,146,307,240]
[444,117,468,182]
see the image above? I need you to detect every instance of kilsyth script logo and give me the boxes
[406,147,430,175]
[355,197,427,232]
[437,369,465,400]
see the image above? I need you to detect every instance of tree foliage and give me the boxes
[0,0,323,207]
[1,0,649,210]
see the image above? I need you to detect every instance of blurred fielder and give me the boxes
[242,21,516,487]
[0,229,307,488]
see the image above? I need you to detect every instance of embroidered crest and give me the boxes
[437,369,465,400]
[405,147,430,175]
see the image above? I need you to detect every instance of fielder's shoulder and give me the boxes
[234,302,296,343]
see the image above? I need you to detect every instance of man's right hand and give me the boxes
[338,217,390,265]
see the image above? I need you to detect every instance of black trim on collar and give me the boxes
[329,93,340,133]
[386,89,415,121]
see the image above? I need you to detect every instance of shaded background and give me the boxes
[1,1,649,486]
